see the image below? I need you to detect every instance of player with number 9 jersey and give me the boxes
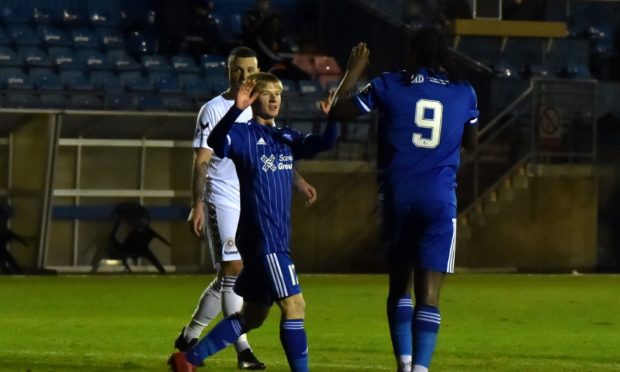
[354,69,478,207]
[329,27,479,372]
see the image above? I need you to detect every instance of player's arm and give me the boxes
[462,123,478,152]
[462,86,480,152]
[207,81,259,157]
[293,170,317,206]
[188,147,213,237]
[328,42,370,122]
[294,89,339,159]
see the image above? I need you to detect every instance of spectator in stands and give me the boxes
[242,0,308,80]
[154,0,191,56]
[186,0,226,57]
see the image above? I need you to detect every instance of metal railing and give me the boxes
[458,78,598,216]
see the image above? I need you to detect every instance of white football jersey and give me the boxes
[192,94,253,210]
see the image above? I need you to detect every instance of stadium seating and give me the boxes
[31,68,62,91]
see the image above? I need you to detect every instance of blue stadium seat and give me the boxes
[33,7,53,25]
[207,75,228,94]
[281,79,297,94]
[162,96,195,111]
[76,49,113,70]
[126,31,158,56]
[108,50,141,71]
[30,68,62,91]
[48,47,79,70]
[0,28,11,45]
[141,55,173,72]
[177,73,202,88]
[37,26,71,47]
[59,8,86,28]
[298,80,323,96]
[1,7,30,25]
[60,70,94,91]
[104,93,133,110]
[70,94,103,109]
[156,75,182,94]
[200,54,226,72]
[71,28,100,49]
[6,93,40,108]
[89,9,122,28]
[118,71,154,92]
[18,46,52,67]
[184,79,211,100]
[95,28,126,50]
[0,46,22,67]
[8,25,41,46]
[91,71,123,93]
[171,55,200,74]
[40,93,69,108]
[136,93,165,111]
[0,68,33,90]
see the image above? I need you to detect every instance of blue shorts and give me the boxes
[382,200,457,274]
[234,252,302,306]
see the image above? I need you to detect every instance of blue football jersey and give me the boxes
[208,106,338,259]
[354,69,479,205]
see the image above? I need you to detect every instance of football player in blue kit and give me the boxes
[168,72,338,372]
[329,28,479,372]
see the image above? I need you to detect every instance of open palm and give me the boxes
[235,81,259,110]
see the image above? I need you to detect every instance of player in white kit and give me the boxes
[174,47,317,370]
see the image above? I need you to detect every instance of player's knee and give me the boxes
[415,289,440,307]
[279,295,305,319]
[239,309,268,331]
[220,260,243,276]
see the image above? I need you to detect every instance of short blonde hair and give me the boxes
[248,72,283,93]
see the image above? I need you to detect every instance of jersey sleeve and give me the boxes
[291,120,339,159]
[192,104,222,149]
[352,73,390,114]
[467,85,480,125]
[207,106,245,158]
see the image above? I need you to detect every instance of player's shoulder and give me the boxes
[200,94,234,114]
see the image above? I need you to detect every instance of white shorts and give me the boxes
[204,202,242,269]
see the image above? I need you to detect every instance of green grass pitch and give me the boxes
[0,274,619,371]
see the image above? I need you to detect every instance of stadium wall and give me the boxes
[457,165,598,271]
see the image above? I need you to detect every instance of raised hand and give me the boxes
[347,42,370,76]
[319,90,336,116]
[235,80,259,110]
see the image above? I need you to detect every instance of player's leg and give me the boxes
[384,202,415,372]
[410,202,456,372]
[266,253,308,372]
[387,256,415,372]
[175,202,225,350]
[214,204,265,369]
[184,301,271,367]
[182,260,273,367]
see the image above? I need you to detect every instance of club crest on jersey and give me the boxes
[282,133,292,141]
[261,154,276,172]
[257,137,267,145]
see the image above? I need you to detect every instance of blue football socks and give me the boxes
[280,319,309,372]
[412,305,441,369]
[185,314,244,366]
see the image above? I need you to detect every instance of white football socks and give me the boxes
[184,277,223,340]
[222,275,250,353]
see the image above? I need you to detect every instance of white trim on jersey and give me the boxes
[469,117,479,124]
[266,253,289,298]
[447,218,457,273]
[355,95,372,113]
